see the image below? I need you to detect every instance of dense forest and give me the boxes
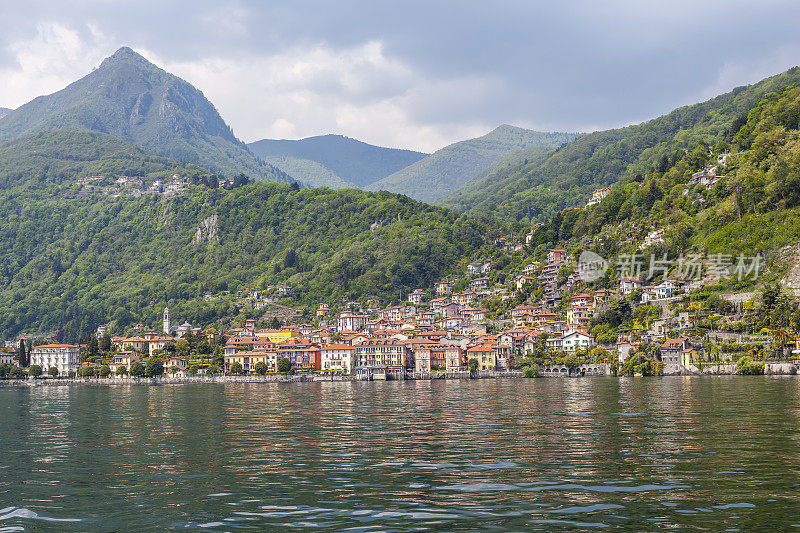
[526,85,800,271]
[367,125,579,203]
[0,130,494,341]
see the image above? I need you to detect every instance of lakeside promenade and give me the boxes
[2,360,799,386]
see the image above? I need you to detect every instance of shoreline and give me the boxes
[1,364,798,386]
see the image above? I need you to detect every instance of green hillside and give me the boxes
[0,47,292,183]
[0,130,491,340]
[0,129,212,188]
[256,154,355,189]
[441,67,800,224]
[527,84,800,277]
[248,134,426,188]
[366,125,579,202]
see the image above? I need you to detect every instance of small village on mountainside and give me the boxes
[2,209,795,382]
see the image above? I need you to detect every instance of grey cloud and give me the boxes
[2,0,800,148]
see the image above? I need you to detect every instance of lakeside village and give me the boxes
[3,225,800,382]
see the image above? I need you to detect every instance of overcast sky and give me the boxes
[1,1,799,152]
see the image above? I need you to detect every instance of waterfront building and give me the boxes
[320,344,356,373]
[29,344,80,376]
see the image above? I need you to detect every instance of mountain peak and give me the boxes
[0,48,292,183]
[100,46,155,71]
[112,46,138,58]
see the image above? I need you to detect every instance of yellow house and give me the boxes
[681,347,700,366]
[224,350,279,373]
[467,344,496,371]
[254,329,298,344]
[566,305,593,327]
[204,328,221,346]
[109,351,141,376]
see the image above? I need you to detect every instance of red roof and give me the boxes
[33,343,77,348]
[321,344,355,350]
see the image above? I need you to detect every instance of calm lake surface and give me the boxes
[1,377,799,531]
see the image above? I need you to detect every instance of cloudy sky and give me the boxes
[1,1,799,152]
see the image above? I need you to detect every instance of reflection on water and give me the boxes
[1,377,799,530]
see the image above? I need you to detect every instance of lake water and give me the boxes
[1,377,799,531]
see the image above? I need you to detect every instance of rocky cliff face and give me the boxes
[194,214,219,244]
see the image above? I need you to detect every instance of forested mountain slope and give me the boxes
[527,85,800,273]
[367,125,579,202]
[0,130,491,340]
[248,134,426,189]
[441,68,800,224]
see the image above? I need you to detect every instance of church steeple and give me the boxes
[163,307,170,334]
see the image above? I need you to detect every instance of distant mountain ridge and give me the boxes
[0,47,291,183]
[248,134,427,189]
[365,125,580,202]
[0,108,10,120]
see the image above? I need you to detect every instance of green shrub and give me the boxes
[522,364,540,378]
[736,356,765,375]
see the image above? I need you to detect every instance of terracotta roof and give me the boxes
[33,343,77,348]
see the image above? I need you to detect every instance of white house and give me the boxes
[320,344,356,373]
[29,344,80,376]
[655,280,678,299]
[516,275,536,291]
[640,228,666,248]
[561,331,595,353]
[617,341,636,364]
[620,276,642,295]
[337,312,369,333]
[408,289,426,305]
[641,289,658,303]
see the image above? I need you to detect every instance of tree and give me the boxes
[145,359,164,378]
[67,370,75,379]
[163,341,178,356]
[283,248,297,269]
[9,366,26,379]
[207,364,220,375]
[187,364,199,375]
[230,362,244,375]
[736,356,765,375]
[99,333,112,352]
[48,366,59,378]
[213,345,224,368]
[99,365,111,378]
[254,361,268,375]
[116,365,127,377]
[17,339,27,367]
[28,365,42,378]
[176,339,190,357]
[87,335,99,359]
[269,317,281,330]
[77,366,95,378]
[130,361,145,378]
[523,364,540,378]
[468,358,479,372]
[562,354,580,369]
[277,357,292,373]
